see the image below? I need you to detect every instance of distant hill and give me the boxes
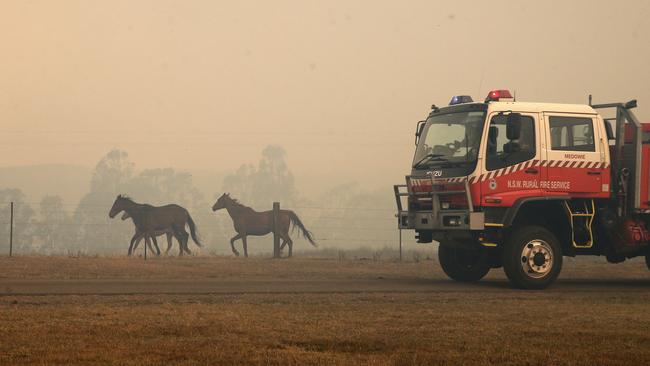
[0,164,92,205]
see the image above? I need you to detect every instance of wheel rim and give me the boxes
[520,239,553,279]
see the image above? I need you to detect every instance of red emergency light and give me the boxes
[485,89,513,102]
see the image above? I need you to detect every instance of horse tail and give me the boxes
[287,210,317,247]
[186,213,202,247]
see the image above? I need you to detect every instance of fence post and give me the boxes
[399,228,402,262]
[272,202,280,258]
[395,213,402,262]
[9,202,13,257]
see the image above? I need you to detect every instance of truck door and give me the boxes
[543,113,605,195]
[480,112,542,207]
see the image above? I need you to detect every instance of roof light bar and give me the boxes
[485,89,513,102]
[449,95,474,105]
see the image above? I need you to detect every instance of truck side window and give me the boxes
[549,117,595,151]
[486,114,536,171]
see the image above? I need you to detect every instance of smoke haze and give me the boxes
[0,1,649,253]
[2,1,649,196]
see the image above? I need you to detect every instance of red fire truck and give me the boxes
[394,90,650,289]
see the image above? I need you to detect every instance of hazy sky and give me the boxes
[1,0,649,195]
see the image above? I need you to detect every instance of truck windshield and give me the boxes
[413,110,487,169]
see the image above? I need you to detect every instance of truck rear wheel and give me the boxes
[502,226,563,289]
[438,243,490,282]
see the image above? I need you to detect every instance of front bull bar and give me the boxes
[394,175,484,231]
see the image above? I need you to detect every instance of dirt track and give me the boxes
[2,277,649,295]
[1,256,648,296]
[1,257,649,365]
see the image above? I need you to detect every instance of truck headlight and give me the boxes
[443,216,461,227]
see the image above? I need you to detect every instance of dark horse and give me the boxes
[109,195,201,256]
[212,193,316,257]
[121,211,176,255]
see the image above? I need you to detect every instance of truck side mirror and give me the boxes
[506,113,522,140]
[415,120,426,145]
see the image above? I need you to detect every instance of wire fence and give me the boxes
[0,200,417,257]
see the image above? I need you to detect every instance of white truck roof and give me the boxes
[487,101,598,115]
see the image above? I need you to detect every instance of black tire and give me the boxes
[502,225,563,290]
[438,243,490,282]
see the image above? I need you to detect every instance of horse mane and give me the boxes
[118,194,141,206]
[118,194,133,201]
[226,195,255,213]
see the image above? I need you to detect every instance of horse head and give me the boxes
[109,194,129,219]
[212,193,231,211]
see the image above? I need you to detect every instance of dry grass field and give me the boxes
[1,254,648,281]
[0,255,649,365]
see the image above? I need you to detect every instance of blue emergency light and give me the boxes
[449,95,474,105]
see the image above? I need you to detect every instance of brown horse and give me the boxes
[109,195,201,256]
[131,230,175,255]
[211,193,316,257]
[121,211,175,255]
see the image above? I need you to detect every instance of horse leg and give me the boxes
[144,236,153,256]
[151,235,161,256]
[289,239,293,257]
[128,233,140,256]
[230,234,241,257]
[242,235,248,258]
[179,228,191,255]
[132,236,143,252]
[144,236,154,254]
[287,237,293,257]
[165,232,173,255]
[173,228,185,256]
[173,226,190,256]
[281,233,293,258]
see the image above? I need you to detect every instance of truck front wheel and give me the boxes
[438,243,490,282]
[502,226,563,289]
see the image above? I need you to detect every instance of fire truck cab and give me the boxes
[394,90,650,289]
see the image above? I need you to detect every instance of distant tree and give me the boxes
[0,188,35,253]
[222,164,257,204]
[256,145,296,204]
[89,149,134,193]
[73,149,134,253]
[127,168,204,208]
[35,195,70,254]
[222,145,297,209]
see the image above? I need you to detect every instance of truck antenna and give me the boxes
[476,67,485,98]
[588,94,592,106]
